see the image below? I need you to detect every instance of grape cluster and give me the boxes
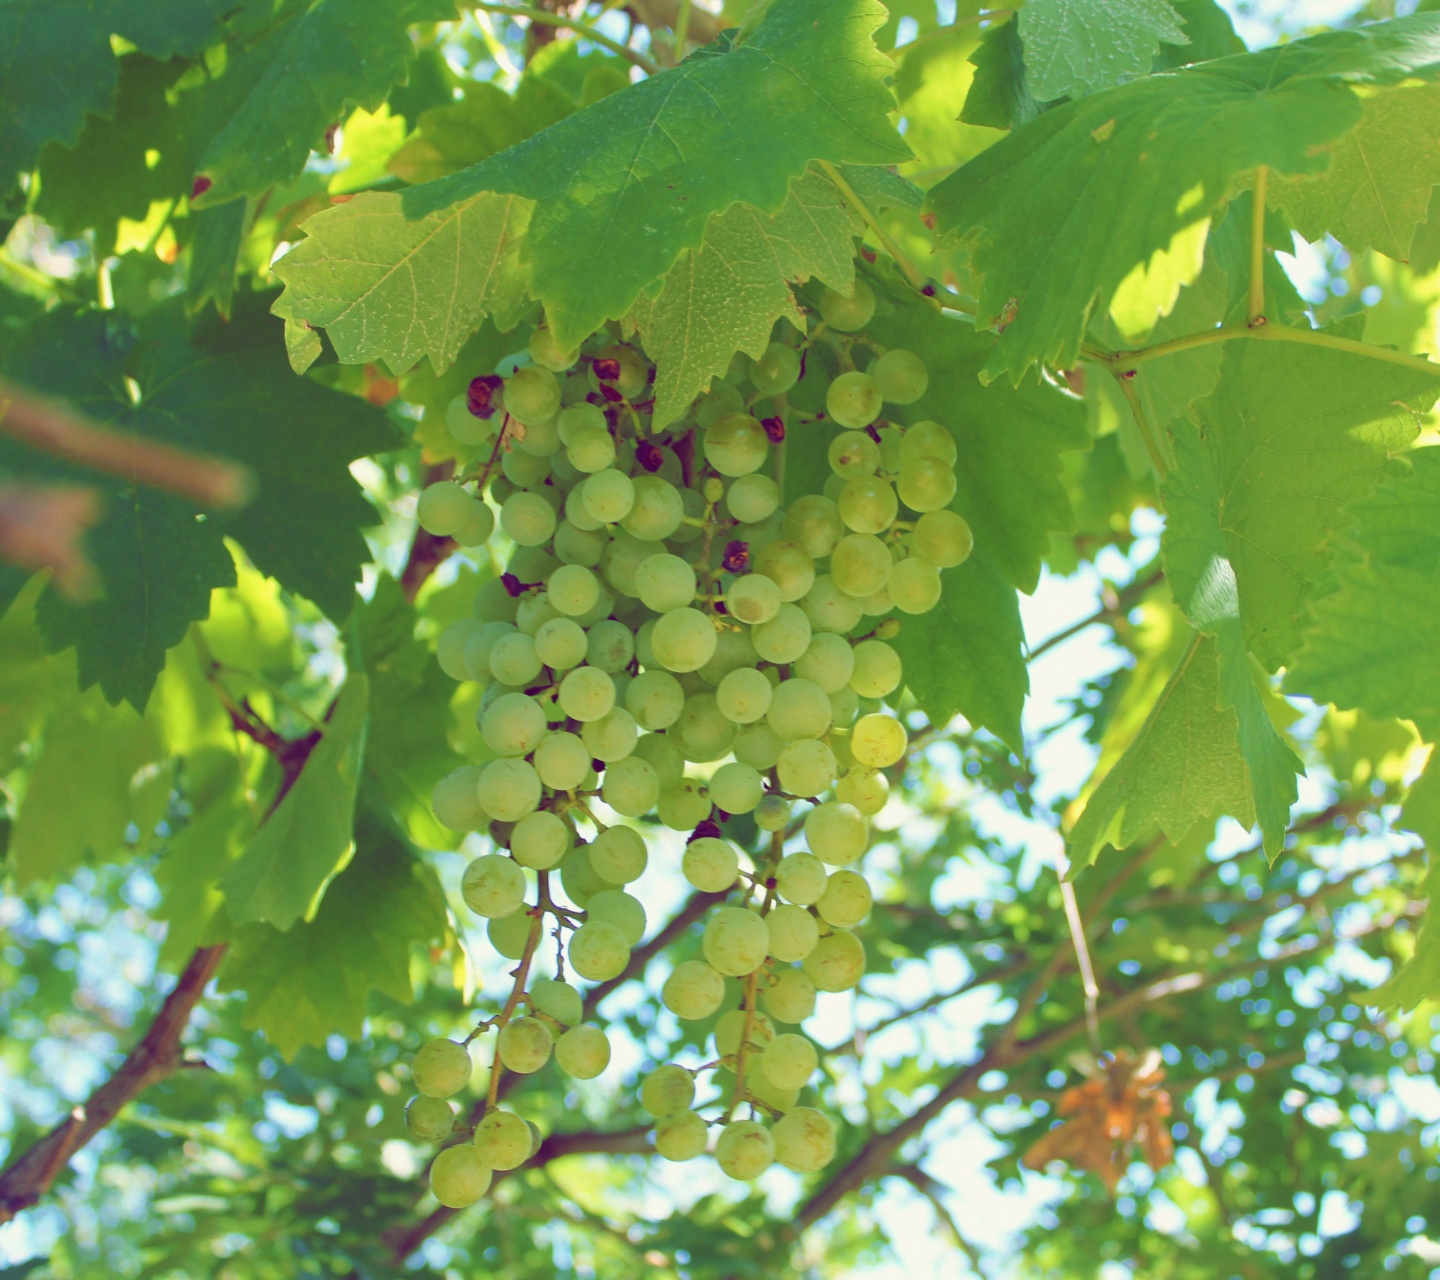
[403,280,973,1205]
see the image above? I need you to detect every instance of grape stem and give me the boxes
[817,161,930,295]
[484,902,547,1111]
[726,829,785,1120]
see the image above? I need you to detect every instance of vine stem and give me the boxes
[1111,367,1168,483]
[1057,872,1101,1057]
[1248,166,1268,325]
[467,3,662,74]
[818,160,929,294]
[484,904,547,1112]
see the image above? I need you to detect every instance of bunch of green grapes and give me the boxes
[403,280,972,1203]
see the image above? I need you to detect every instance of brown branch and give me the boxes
[0,378,252,509]
[1028,568,1164,662]
[0,945,227,1224]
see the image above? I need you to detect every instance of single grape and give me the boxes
[530,978,583,1026]
[437,618,484,681]
[726,573,782,625]
[784,494,845,558]
[560,844,607,909]
[662,959,726,1020]
[716,667,775,724]
[498,1017,553,1073]
[501,490,558,547]
[586,618,636,673]
[713,1009,776,1057]
[587,888,646,946]
[830,533,893,599]
[754,791,794,831]
[897,457,957,513]
[826,372,882,430]
[716,1120,775,1180]
[837,475,898,535]
[430,1145,492,1208]
[510,810,571,870]
[675,693,736,762]
[477,758,541,822]
[461,854,528,918]
[751,603,812,664]
[703,907,769,977]
[514,591,560,639]
[752,540,815,602]
[818,869,873,928]
[501,447,549,487]
[446,392,500,445]
[481,692,547,758]
[558,665,617,721]
[641,1064,696,1117]
[699,626,759,684]
[709,761,764,814]
[567,921,630,981]
[431,766,489,832]
[888,555,943,613]
[817,280,875,332]
[623,475,686,541]
[802,574,865,634]
[555,1024,611,1078]
[534,616,588,670]
[406,1094,456,1142]
[567,424,617,473]
[803,929,866,992]
[735,723,786,772]
[849,639,903,698]
[763,968,817,1024]
[654,1109,709,1161]
[761,1032,818,1089]
[766,678,832,742]
[505,365,562,425]
[852,712,908,767]
[766,903,820,962]
[804,802,869,866]
[548,564,601,617]
[704,414,769,476]
[488,909,533,960]
[473,1109,532,1170]
[651,608,718,673]
[633,732,685,790]
[625,670,685,730]
[593,343,650,398]
[694,380,745,427]
[587,825,648,884]
[726,472,780,524]
[582,468,636,524]
[412,1038,472,1098]
[516,413,562,457]
[601,755,660,817]
[417,482,477,537]
[581,706,638,762]
[900,420,957,466]
[683,836,740,893]
[828,430,881,479]
[836,765,889,816]
[529,326,577,371]
[794,632,856,694]
[453,500,496,547]
[634,553,697,613]
[487,632,542,686]
[751,341,801,396]
[776,852,827,906]
[912,509,974,568]
[534,731,591,790]
[772,1106,837,1173]
[871,348,928,404]
[776,738,838,798]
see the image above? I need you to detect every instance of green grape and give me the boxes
[714,1009,776,1058]
[752,540,816,602]
[511,810,571,870]
[888,555,942,613]
[817,280,875,332]
[804,801,868,866]
[567,921,630,981]
[818,869,872,927]
[704,413,769,477]
[635,553,696,612]
[900,420,957,466]
[437,619,484,681]
[417,482,478,537]
[849,639,903,698]
[488,909,533,960]
[585,884,645,941]
[623,475,685,541]
[453,501,497,548]
[641,1063,696,1118]
[565,482,604,532]
[675,693,736,762]
[871,348,928,404]
[474,579,521,623]
[858,587,893,619]
[682,835,739,893]
[776,739,837,798]
[547,564,600,617]
[594,343,650,399]
[582,468,636,524]
[772,1106,837,1172]
[747,1072,799,1114]
[588,825,648,884]
[735,723,786,772]
[625,669,685,730]
[784,494,845,559]
[406,1094,456,1142]
[601,755,660,817]
[458,618,516,682]
[837,475,898,535]
[558,666,616,722]
[654,1110,709,1161]
[446,393,500,446]
[586,619,635,673]
[473,1109,532,1170]
[830,533,893,599]
[515,591,561,638]
[836,765,889,816]
[754,792,793,831]
[412,1038,472,1097]
[751,341,801,395]
[709,761,764,814]
[912,509,974,568]
[651,608,718,673]
[487,632,542,686]
[501,448,550,487]
[801,575,864,635]
[752,603,813,664]
[555,1025,611,1078]
[761,1032,817,1089]
[534,617,588,670]
[716,1120,774,1180]
[498,1017,553,1073]
[477,758,541,821]
[763,968,817,1024]
[776,852,827,906]
[558,402,606,444]
[897,456,957,513]
[766,903,820,963]
[802,929,866,992]
[716,667,774,724]
[516,413,562,457]
[828,429,881,479]
[530,978,582,1026]
[699,627,759,684]
[431,766,489,832]
[581,706,638,762]
[794,632,855,694]
[662,959,726,1020]
[725,573,781,625]
[430,1145,492,1208]
[826,372,882,430]
[505,365,562,425]
[566,424,616,473]
[726,472,780,524]
[501,491,558,547]
[766,678,832,742]
[633,732,685,789]
[529,326,577,372]
[695,380,745,427]
[560,845,607,909]
[703,907,769,977]
[481,692,547,757]
[534,731,590,790]
[462,854,528,918]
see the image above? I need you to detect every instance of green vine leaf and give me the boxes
[1373,757,1440,1011]
[1018,0,1188,102]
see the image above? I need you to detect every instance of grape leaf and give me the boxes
[0,0,229,197]
[629,168,863,431]
[893,550,1027,753]
[220,677,368,931]
[219,814,447,1059]
[962,17,1048,131]
[1271,82,1440,262]
[928,12,1440,382]
[1018,0,1188,101]
[191,0,460,208]
[270,190,532,376]
[403,0,911,350]
[0,301,398,708]
[1160,424,1303,857]
[1170,327,1440,673]
[863,306,1090,594]
[1285,448,1440,741]
[1373,756,1440,1011]
[1067,634,1255,866]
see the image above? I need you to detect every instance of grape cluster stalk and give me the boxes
[402,281,974,1207]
